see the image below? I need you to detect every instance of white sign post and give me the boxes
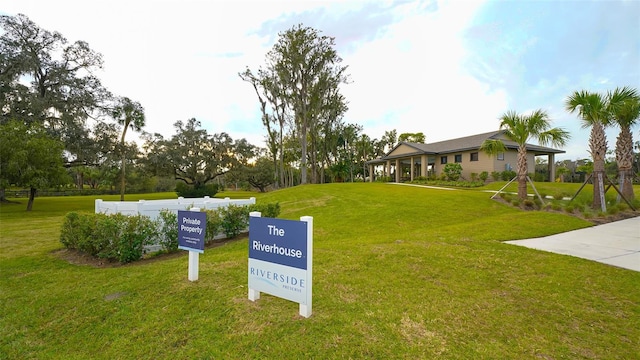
[248,212,313,318]
[178,207,206,282]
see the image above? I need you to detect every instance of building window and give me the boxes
[497,152,504,160]
[470,152,479,161]
[454,154,462,163]
[440,156,447,164]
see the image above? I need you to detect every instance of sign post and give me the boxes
[248,212,313,318]
[178,208,206,282]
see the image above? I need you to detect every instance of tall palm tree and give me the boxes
[566,91,609,211]
[112,97,145,201]
[607,86,640,201]
[495,110,570,200]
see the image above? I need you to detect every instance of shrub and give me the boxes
[249,202,281,218]
[204,208,223,242]
[60,212,87,249]
[533,198,542,208]
[470,173,478,181]
[443,163,463,181]
[479,171,489,182]
[220,204,250,238]
[375,176,392,182]
[60,212,157,263]
[157,210,178,252]
[116,215,158,263]
[175,182,218,198]
[553,193,563,200]
[491,171,501,181]
[501,170,516,181]
[499,193,512,202]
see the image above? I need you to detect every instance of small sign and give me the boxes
[178,210,206,253]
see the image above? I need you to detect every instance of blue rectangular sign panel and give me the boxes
[249,217,307,270]
[178,210,207,253]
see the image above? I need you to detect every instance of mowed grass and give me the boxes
[1,184,639,359]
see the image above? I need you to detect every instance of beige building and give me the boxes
[367,130,565,182]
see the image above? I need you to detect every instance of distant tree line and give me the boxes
[1,14,638,213]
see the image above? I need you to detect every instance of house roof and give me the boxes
[368,130,566,163]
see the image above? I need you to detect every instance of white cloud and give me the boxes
[341,0,506,142]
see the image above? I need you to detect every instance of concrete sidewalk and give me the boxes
[505,216,640,272]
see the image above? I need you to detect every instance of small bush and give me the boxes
[219,204,249,239]
[501,170,516,181]
[490,171,501,181]
[60,212,157,264]
[157,210,178,252]
[249,202,281,218]
[479,171,489,182]
[175,182,218,198]
[375,176,392,182]
[443,163,463,181]
[204,208,223,242]
[533,198,542,208]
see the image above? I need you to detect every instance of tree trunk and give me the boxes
[299,114,308,185]
[77,171,84,190]
[120,126,128,201]
[517,146,528,200]
[120,153,126,201]
[616,125,635,201]
[26,187,36,211]
[590,123,607,211]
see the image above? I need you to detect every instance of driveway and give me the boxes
[505,216,640,272]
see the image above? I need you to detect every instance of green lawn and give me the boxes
[1,184,639,359]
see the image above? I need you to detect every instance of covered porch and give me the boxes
[367,155,436,183]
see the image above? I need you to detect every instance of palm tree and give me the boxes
[565,91,609,211]
[493,110,570,200]
[607,86,640,201]
[112,97,145,201]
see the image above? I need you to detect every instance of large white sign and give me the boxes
[248,213,313,318]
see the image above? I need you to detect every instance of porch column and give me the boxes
[410,157,414,181]
[369,164,374,182]
[395,159,400,182]
[548,153,556,182]
[386,160,391,179]
[421,155,427,177]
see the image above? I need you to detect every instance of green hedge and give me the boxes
[61,202,281,261]
[60,212,158,263]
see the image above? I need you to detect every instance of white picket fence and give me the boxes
[94,196,256,221]
[95,196,257,253]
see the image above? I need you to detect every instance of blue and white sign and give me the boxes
[249,217,307,269]
[248,213,313,318]
[178,210,206,253]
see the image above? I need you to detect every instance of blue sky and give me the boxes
[2,0,639,161]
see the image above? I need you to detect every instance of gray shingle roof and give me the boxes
[370,130,565,163]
